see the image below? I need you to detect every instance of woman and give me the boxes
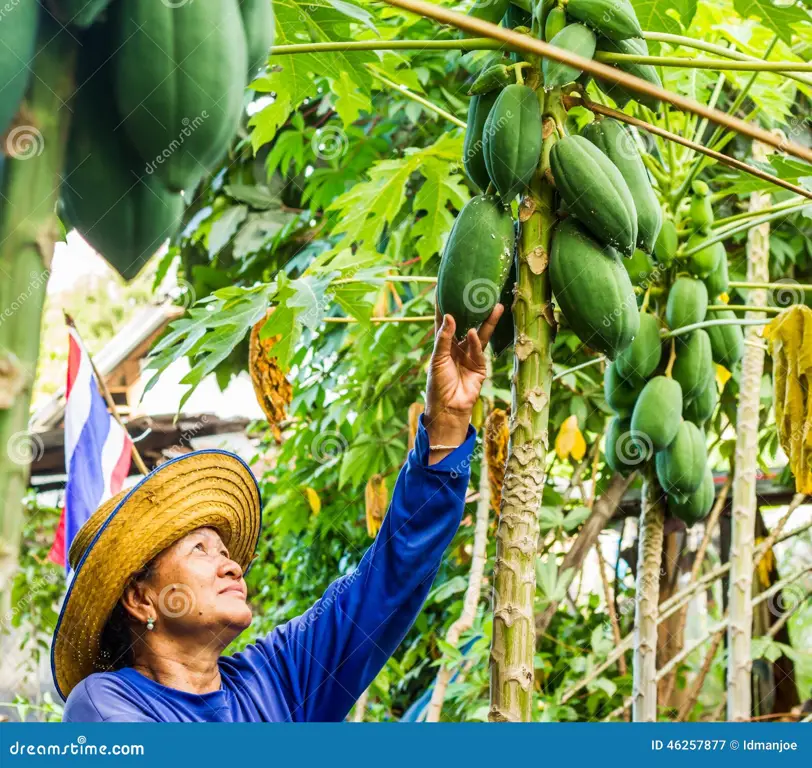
[53,302,504,722]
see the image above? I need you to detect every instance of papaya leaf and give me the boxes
[324,0,378,32]
[733,0,810,45]
[631,0,697,34]
[332,70,371,125]
[208,205,248,257]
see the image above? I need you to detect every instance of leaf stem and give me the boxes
[594,52,812,73]
[661,318,769,340]
[366,69,466,128]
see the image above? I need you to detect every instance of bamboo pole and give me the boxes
[380,0,812,164]
[63,313,149,475]
[727,140,773,722]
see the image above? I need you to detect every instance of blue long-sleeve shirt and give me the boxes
[62,413,476,722]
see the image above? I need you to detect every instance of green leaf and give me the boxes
[333,70,371,126]
[733,0,810,45]
[563,505,591,531]
[538,506,565,530]
[632,0,697,34]
[208,205,248,257]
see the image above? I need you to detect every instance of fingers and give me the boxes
[434,297,443,337]
[477,303,504,348]
[432,311,456,361]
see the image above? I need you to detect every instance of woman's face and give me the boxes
[127,527,253,642]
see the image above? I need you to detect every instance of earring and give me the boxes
[146,617,155,631]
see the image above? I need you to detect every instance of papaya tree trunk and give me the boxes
[632,468,665,722]
[0,21,76,611]
[489,110,556,722]
[727,140,773,721]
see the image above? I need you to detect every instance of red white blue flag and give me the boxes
[48,327,132,574]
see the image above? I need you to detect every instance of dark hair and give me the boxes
[97,559,156,671]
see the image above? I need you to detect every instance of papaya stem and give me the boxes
[730,281,812,291]
[561,95,812,202]
[713,197,808,229]
[664,339,676,377]
[707,304,782,315]
[366,68,465,128]
[641,286,651,313]
[593,51,811,73]
[662,317,770,340]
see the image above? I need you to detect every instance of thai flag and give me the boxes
[48,327,132,575]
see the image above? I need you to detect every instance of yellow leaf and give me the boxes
[754,537,775,588]
[764,305,812,494]
[364,475,388,537]
[719,292,730,305]
[555,415,586,462]
[715,364,731,388]
[303,486,321,517]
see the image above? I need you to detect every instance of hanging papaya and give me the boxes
[239,0,275,77]
[469,63,513,96]
[490,244,517,356]
[550,135,638,256]
[594,37,662,112]
[630,376,683,452]
[672,329,714,401]
[604,362,644,415]
[483,84,543,201]
[544,6,567,40]
[668,464,715,525]
[605,416,641,475]
[684,381,718,427]
[503,1,532,27]
[615,311,662,383]
[0,0,38,137]
[624,249,655,286]
[550,219,639,359]
[682,232,724,278]
[469,0,512,24]
[61,66,184,281]
[113,0,248,192]
[690,180,714,233]
[704,251,730,298]
[706,310,745,368]
[666,277,708,333]
[580,118,662,253]
[542,24,597,88]
[52,0,112,28]
[463,90,499,192]
[656,421,707,498]
[437,195,515,341]
[565,0,642,41]
[654,218,678,268]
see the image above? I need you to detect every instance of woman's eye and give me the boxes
[194,542,205,552]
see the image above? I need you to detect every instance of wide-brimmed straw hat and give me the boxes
[51,449,261,701]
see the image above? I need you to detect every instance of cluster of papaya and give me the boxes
[0,1,274,281]
[602,188,743,526]
[440,0,663,352]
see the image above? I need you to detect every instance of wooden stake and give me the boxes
[63,312,149,475]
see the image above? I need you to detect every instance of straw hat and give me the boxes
[51,449,261,701]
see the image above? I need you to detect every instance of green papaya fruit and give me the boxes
[655,420,707,497]
[666,277,708,332]
[544,6,567,40]
[543,24,597,88]
[624,249,655,286]
[469,63,513,96]
[239,0,275,77]
[605,416,646,475]
[690,185,714,233]
[706,310,744,368]
[463,90,500,191]
[565,0,642,41]
[615,311,662,383]
[550,219,640,359]
[53,0,112,27]
[490,243,517,356]
[594,37,662,112]
[630,375,683,452]
[483,84,543,201]
[672,329,714,401]
[0,0,38,136]
[683,232,724,278]
[604,361,644,414]
[704,251,729,299]
[503,1,533,27]
[580,118,662,253]
[469,0,512,24]
[653,218,678,268]
[668,464,715,525]
[438,195,515,341]
[62,65,184,281]
[113,0,248,192]
[684,381,718,426]
[550,135,638,256]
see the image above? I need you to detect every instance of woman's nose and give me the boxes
[219,557,243,579]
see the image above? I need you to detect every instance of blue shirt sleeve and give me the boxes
[243,412,477,721]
